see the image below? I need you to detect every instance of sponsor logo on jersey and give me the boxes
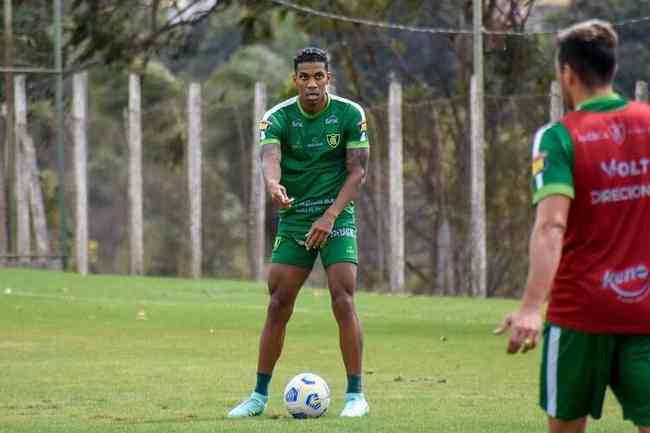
[600,158,650,178]
[308,137,322,148]
[327,133,341,148]
[608,122,626,145]
[532,152,547,177]
[576,130,608,143]
[592,183,650,205]
[602,264,650,303]
[325,115,338,124]
[292,120,303,128]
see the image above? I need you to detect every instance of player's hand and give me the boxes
[267,181,293,208]
[305,212,336,250]
[495,306,542,354]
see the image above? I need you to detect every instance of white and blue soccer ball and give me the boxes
[283,373,330,418]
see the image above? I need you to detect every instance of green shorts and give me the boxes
[540,323,650,427]
[271,226,358,269]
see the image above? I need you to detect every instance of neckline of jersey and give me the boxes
[576,92,626,112]
[297,94,331,119]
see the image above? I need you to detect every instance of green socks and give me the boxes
[255,373,361,396]
[254,372,272,396]
[346,374,362,394]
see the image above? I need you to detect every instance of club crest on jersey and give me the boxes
[327,133,341,148]
[608,122,626,145]
[532,152,547,176]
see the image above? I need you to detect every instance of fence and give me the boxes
[3,62,649,295]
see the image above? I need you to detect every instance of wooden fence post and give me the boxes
[636,81,648,103]
[388,76,405,293]
[14,75,30,262]
[187,82,202,279]
[73,72,89,275]
[249,82,267,281]
[550,81,564,122]
[128,73,144,275]
[21,132,50,258]
[470,75,487,298]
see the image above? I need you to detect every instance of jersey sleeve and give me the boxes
[259,111,284,146]
[344,104,369,149]
[531,122,575,205]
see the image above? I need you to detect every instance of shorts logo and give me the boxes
[330,227,356,238]
[327,133,341,148]
[602,264,650,303]
[532,152,547,177]
[273,237,282,252]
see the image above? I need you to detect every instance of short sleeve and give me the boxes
[344,104,369,149]
[531,122,575,205]
[259,111,283,146]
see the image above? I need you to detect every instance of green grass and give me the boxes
[0,268,631,433]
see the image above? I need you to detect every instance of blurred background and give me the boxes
[0,0,648,296]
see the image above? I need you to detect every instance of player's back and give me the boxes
[548,99,650,333]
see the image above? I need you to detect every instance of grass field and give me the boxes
[0,268,631,433]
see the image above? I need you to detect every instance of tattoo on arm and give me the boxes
[260,142,281,162]
[346,148,369,183]
[261,143,281,184]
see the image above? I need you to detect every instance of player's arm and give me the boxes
[496,123,574,353]
[259,115,292,208]
[496,196,569,353]
[305,148,368,250]
[261,143,292,208]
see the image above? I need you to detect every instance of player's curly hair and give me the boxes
[557,20,618,88]
[294,47,329,72]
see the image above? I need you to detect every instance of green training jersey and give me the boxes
[259,94,369,232]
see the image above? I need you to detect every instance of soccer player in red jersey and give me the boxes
[497,20,650,433]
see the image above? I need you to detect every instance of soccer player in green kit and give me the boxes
[228,47,370,418]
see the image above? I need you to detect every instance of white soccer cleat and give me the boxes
[339,393,369,417]
[227,392,268,418]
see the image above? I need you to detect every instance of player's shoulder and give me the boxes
[329,94,366,119]
[262,96,299,122]
[533,121,571,152]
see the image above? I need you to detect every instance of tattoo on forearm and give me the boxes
[346,148,369,182]
[261,143,281,162]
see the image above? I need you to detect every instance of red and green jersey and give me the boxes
[259,94,369,232]
[532,94,650,334]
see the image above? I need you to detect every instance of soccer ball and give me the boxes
[283,373,330,418]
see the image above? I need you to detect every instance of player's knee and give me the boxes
[267,294,294,322]
[331,291,355,317]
